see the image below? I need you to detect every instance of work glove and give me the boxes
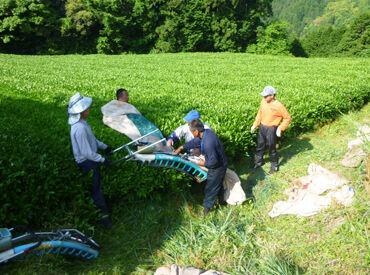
[103,158,112,167]
[104,146,112,154]
[166,139,174,147]
[189,157,200,165]
[276,127,281,137]
[250,125,256,134]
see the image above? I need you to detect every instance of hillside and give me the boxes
[271,0,369,36]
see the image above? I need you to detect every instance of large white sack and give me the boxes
[269,163,355,218]
[223,168,246,205]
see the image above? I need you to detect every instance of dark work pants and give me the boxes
[77,160,109,216]
[203,166,227,209]
[254,124,279,168]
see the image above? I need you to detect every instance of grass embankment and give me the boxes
[3,104,369,274]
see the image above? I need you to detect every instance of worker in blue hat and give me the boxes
[166,110,211,152]
[68,92,113,228]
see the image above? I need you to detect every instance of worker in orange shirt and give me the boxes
[251,86,291,174]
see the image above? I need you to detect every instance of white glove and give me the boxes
[276,127,281,137]
[189,157,200,165]
[166,139,174,147]
[251,125,256,134]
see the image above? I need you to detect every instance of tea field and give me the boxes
[0,53,369,274]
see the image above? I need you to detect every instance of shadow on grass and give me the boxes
[278,136,313,167]
[0,95,204,274]
[233,136,313,199]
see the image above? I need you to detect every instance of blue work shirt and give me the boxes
[183,129,227,169]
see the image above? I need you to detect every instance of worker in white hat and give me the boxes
[68,92,113,227]
[251,86,291,174]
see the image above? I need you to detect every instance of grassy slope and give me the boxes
[3,104,369,274]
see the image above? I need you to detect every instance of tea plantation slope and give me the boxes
[0,53,369,227]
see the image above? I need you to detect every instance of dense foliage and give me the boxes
[0,53,369,227]
[246,21,306,57]
[0,0,273,54]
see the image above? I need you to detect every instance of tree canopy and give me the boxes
[0,0,273,54]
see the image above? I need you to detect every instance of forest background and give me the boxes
[0,0,369,57]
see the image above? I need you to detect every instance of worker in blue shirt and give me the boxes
[174,119,227,216]
[68,92,113,227]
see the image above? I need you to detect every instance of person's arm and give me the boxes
[183,137,201,151]
[167,125,186,144]
[96,139,108,150]
[252,100,263,128]
[278,103,291,131]
[167,131,180,144]
[76,128,105,162]
[174,138,201,154]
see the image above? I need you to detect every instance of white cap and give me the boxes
[67,93,92,125]
[260,86,276,96]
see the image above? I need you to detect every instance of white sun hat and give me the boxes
[67,93,92,125]
[260,86,276,96]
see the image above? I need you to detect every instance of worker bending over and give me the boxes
[174,119,227,216]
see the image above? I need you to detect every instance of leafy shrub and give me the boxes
[247,21,307,57]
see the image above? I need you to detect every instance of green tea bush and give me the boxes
[0,53,368,226]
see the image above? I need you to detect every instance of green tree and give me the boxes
[0,0,60,54]
[59,0,99,53]
[154,0,273,53]
[247,21,293,55]
[301,25,346,56]
[336,12,370,56]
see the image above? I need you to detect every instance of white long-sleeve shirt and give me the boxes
[70,119,107,163]
[168,123,211,144]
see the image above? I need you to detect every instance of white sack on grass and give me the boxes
[154,264,230,275]
[340,146,367,168]
[223,168,246,205]
[341,124,369,168]
[269,164,355,218]
[347,125,370,149]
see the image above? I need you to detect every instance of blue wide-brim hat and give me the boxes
[183,110,200,122]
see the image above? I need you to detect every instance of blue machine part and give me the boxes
[126,114,165,144]
[136,153,208,182]
[13,241,98,260]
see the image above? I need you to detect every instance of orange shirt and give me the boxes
[253,99,291,131]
